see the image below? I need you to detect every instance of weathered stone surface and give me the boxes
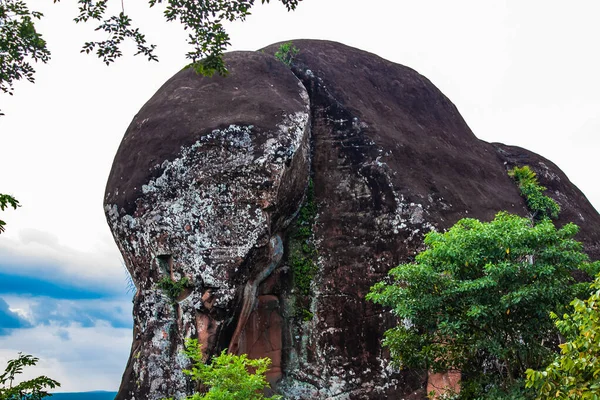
[105,40,600,400]
[105,51,311,400]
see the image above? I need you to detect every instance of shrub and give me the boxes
[274,42,299,66]
[508,166,560,221]
[173,339,280,400]
[526,274,600,399]
[367,212,599,398]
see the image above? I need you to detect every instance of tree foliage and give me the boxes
[0,353,60,400]
[0,0,303,112]
[174,339,280,400]
[0,193,19,234]
[0,0,50,115]
[367,212,599,398]
[509,166,560,221]
[526,274,600,399]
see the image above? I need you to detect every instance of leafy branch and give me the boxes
[0,0,50,115]
[526,274,600,399]
[0,193,20,234]
[0,353,60,400]
[1,0,303,115]
[66,0,302,76]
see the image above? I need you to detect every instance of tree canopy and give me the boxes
[367,212,600,398]
[0,0,50,115]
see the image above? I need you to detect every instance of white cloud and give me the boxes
[0,323,131,392]
[0,230,129,295]
[2,295,133,328]
[0,295,133,391]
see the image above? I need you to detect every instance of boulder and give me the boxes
[105,40,600,399]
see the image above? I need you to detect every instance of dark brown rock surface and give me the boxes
[105,40,600,400]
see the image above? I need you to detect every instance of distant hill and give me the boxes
[49,392,116,400]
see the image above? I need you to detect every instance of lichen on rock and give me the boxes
[105,51,311,400]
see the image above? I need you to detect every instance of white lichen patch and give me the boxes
[357,156,436,239]
[538,162,561,182]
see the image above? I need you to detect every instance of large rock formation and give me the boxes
[104,40,600,399]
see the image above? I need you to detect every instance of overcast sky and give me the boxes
[0,0,598,392]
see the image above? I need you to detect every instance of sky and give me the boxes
[1,0,599,392]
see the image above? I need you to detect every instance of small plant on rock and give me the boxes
[508,165,560,221]
[274,42,299,66]
[289,179,318,298]
[158,275,191,303]
[173,339,280,400]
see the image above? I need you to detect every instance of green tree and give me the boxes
[367,212,599,398]
[0,0,303,113]
[0,194,19,234]
[526,274,600,399]
[0,353,60,400]
[174,339,280,400]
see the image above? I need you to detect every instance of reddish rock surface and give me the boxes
[237,295,284,383]
[105,40,600,399]
[427,370,461,399]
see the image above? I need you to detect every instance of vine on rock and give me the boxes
[288,179,318,319]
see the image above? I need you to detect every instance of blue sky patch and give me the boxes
[0,271,121,300]
[0,297,31,334]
